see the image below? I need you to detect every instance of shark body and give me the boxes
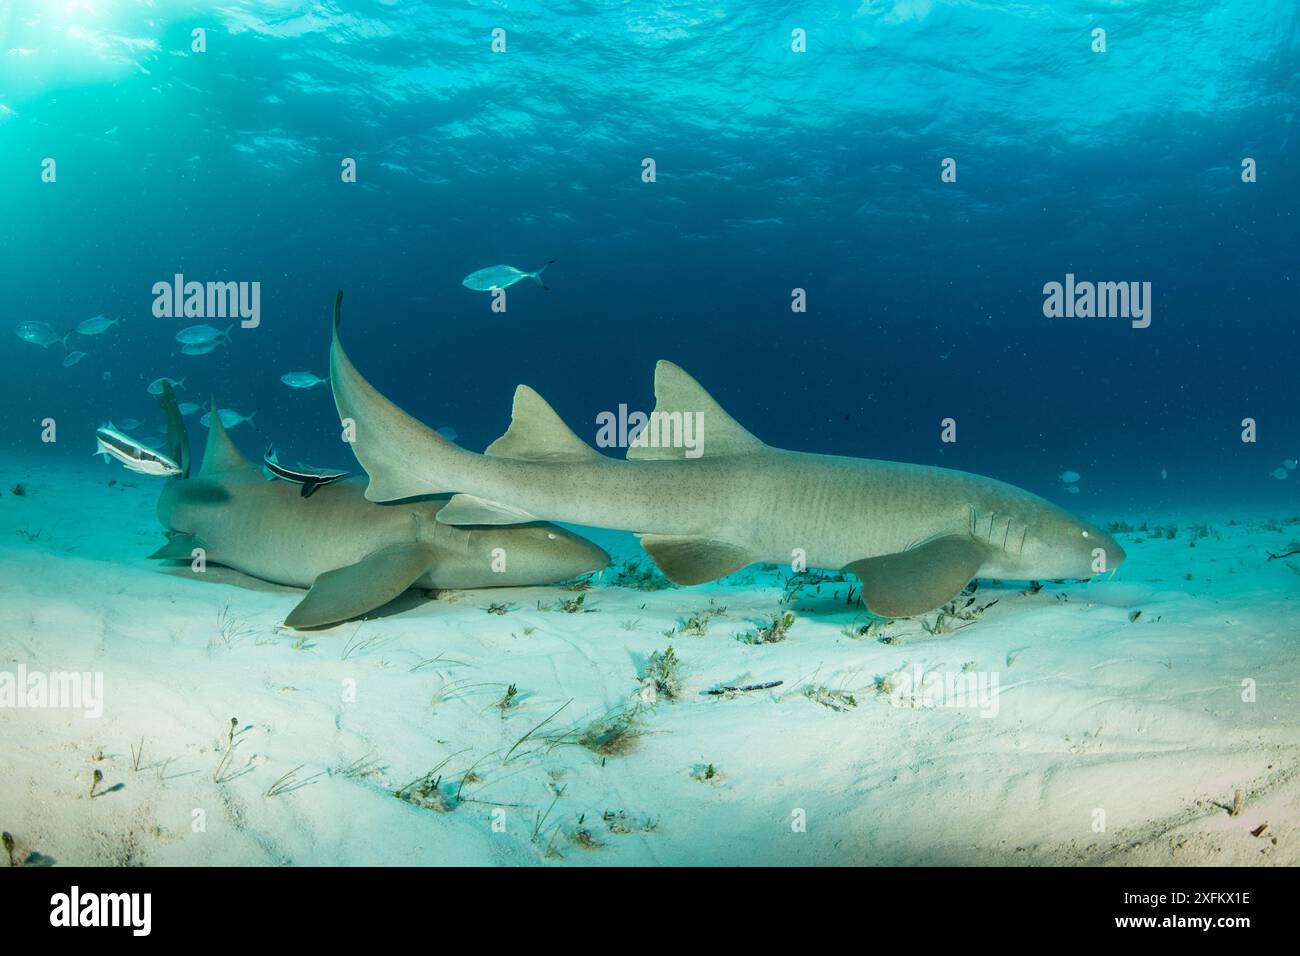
[328,294,1124,618]
[150,384,609,629]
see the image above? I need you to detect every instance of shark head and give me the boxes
[452,522,610,587]
[1016,505,1126,581]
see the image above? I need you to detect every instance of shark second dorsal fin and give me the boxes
[628,361,766,461]
[485,385,600,463]
[200,398,251,476]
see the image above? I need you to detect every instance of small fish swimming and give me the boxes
[262,446,350,498]
[435,425,459,442]
[62,350,87,367]
[116,417,145,431]
[462,260,555,292]
[181,342,218,356]
[1271,468,1289,480]
[95,423,181,477]
[175,324,232,346]
[280,371,328,389]
[1283,459,1298,471]
[1065,485,1080,494]
[14,321,68,349]
[1057,470,1081,484]
[75,315,119,336]
[148,376,186,395]
[1160,468,1168,480]
[200,408,257,430]
[177,402,201,416]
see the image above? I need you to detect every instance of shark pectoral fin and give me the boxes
[284,542,435,629]
[639,534,754,585]
[846,535,987,619]
[436,493,539,525]
[148,532,204,560]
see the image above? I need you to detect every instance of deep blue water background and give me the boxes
[2,1,1297,521]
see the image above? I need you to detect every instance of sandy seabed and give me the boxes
[1,453,1297,866]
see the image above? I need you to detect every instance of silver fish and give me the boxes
[76,314,119,335]
[200,408,257,430]
[175,324,232,346]
[280,371,327,389]
[15,321,67,349]
[148,376,186,395]
[62,350,87,367]
[181,342,218,356]
[462,260,554,292]
[177,402,201,416]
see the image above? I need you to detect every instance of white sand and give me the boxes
[1,453,1296,866]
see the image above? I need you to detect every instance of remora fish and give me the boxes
[262,445,350,498]
[150,388,608,629]
[328,292,1126,619]
[95,422,182,477]
[462,260,555,292]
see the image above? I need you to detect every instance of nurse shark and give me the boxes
[149,384,608,629]
[328,293,1124,618]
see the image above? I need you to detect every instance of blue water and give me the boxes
[2,1,1297,519]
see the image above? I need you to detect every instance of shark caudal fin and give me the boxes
[628,361,766,461]
[284,541,436,629]
[158,381,191,478]
[200,398,252,476]
[329,290,465,502]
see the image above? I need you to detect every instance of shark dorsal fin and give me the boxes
[627,360,765,460]
[485,385,600,463]
[200,399,251,475]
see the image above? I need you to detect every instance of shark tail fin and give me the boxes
[330,290,465,501]
[159,381,191,479]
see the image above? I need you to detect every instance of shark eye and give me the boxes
[1082,531,1090,538]
[547,532,557,540]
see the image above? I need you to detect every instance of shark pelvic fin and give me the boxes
[437,493,539,525]
[485,384,601,463]
[284,541,435,629]
[639,533,754,584]
[845,535,987,618]
[199,398,252,476]
[147,531,205,560]
[628,361,766,461]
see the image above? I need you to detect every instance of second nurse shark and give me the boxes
[327,293,1125,618]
